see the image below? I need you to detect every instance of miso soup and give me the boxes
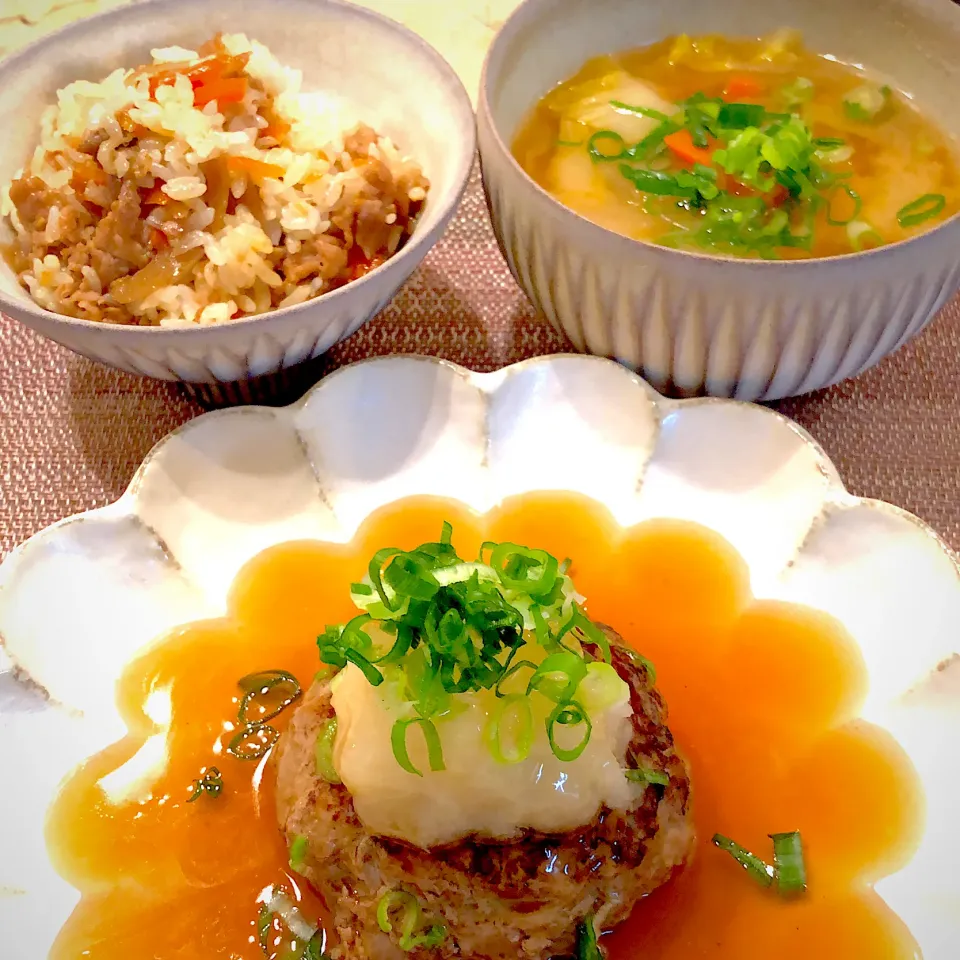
[513,32,960,259]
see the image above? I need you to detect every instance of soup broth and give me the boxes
[513,32,960,259]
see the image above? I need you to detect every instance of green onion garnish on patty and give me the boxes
[546,699,593,762]
[377,890,446,952]
[575,914,603,960]
[303,931,327,960]
[288,833,308,873]
[391,717,446,776]
[316,523,650,774]
[485,693,534,764]
[314,718,341,783]
[625,766,669,786]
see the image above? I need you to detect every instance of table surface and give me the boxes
[0,0,958,560]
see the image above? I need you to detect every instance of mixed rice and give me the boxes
[1,34,429,326]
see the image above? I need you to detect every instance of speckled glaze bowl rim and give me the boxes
[0,0,476,337]
[3,352,957,577]
[477,0,960,269]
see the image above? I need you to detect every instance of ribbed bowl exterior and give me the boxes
[477,0,960,401]
[3,271,405,384]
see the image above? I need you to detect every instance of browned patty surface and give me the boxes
[275,628,693,959]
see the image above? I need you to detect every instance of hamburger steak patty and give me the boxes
[275,627,693,959]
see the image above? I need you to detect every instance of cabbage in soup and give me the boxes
[513,32,960,259]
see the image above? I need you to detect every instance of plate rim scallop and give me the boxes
[0,352,958,959]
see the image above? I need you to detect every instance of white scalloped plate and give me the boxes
[0,355,958,960]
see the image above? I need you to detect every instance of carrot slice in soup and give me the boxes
[663,129,715,166]
[724,75,763,99]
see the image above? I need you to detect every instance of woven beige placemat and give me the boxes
[0,0,958,558]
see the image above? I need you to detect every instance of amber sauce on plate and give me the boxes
[47,494,923,959]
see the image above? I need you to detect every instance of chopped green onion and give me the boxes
[587,129,629,161]
[897,193,946,227]
[622,646,657,683]
[556,603,612,663]
[494,638,537,695]
[257,904,272,953]
[782,76,814,106]
[609,99,668,122]
[618,165,699,198]
[377,890,444,952]
[288,833,309,873]
[391,717,446,776]
[847,220,884,251]
[314,718,341,783]
[318,626,385,687]
[529,602,553,651]
[237,670,302,726]
[186,766,223,802]
[575,914,603,960]
[383,552,441,602]
[238,668,298,694]
[404,925,446,950]
[377,890,420,943]
[485,693,534,764]
[579,661,627,712]
[227,669,295,760]
[323,523,606,772]
[680,92,722,147]
[476,540,497,562]
[368,547,404,611]
[635,118,681,159]
[304,930,328,960]
[351,582,373,596]
[770,831,807,895]
[343,649,384,686]
[717,102,767,129]
[826,184,862,226]
[489,542,559,598]
[546,699,592,762]
[711,833,775,887]
[815,142,854,164]
[843,83,892,122]
[625,766,669,786]
[226,723,280,761]
[527,651,588,703]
